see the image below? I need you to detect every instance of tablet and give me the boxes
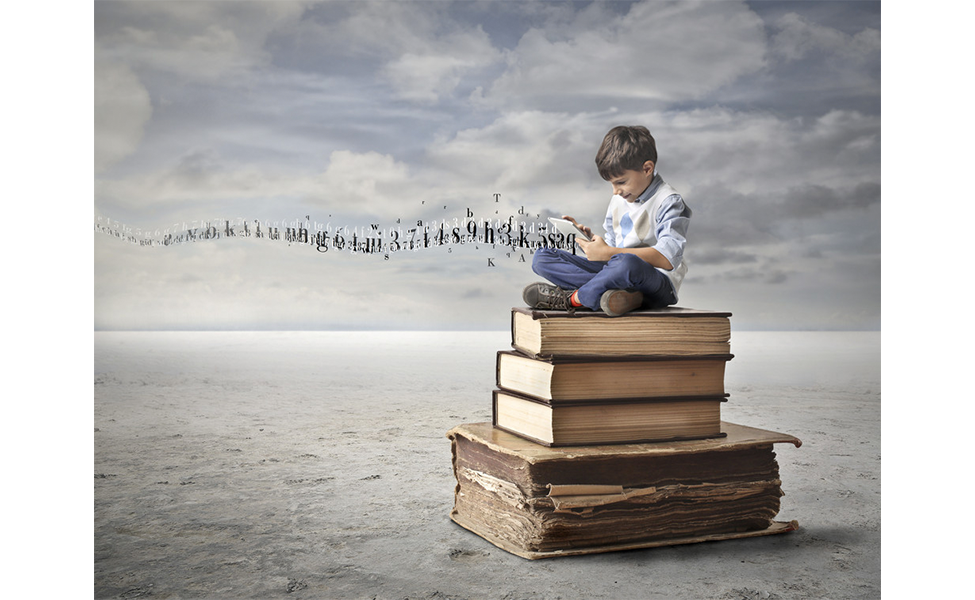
[548,218,592,242]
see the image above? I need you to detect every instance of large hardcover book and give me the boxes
[511,307,732,358]
[492,389,727,446]
[447,421,801,559]
[496,350,732,401]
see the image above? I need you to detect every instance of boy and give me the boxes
[524,125,690,316]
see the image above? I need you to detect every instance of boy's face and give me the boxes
[608,160,655,202]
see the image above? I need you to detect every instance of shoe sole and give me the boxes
[600,290,643,316]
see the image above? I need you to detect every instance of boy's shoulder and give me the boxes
[655,178,681,197]
[606,181,683,210]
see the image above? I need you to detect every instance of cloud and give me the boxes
[289,2,503,103]
[748,11,881,113]
[461,287,490,299]
[427,111,588,184]
[774,182,880,219]
[483,0,766,109]
[771,12,880,63]
[94,57,152,172]
[654,107,880,195]
[723,267,789,284]
[94,1,305,81]
[94,1,307,171]
[379,27,501,103]
[96,149,314,212]
[691,248,759,266]
[316,150,413,217]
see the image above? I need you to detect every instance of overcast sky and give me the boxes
[93,0,881,331]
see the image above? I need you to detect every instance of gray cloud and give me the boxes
[482,1,767,110]
[771,12,880,64]
[94,57,152,172]
[690,248,760,266]
[95,1,304,81]
[461,287,490,300]
[775,182,880,219]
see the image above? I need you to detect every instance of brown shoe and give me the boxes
[599,289,643,316]
[523,282,579,311]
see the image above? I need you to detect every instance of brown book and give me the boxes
[447,421,801,559]
[496,350,732,402]
[511,306,732,358]
[492,389,726,446]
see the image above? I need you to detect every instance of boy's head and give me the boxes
[595,125,658,201]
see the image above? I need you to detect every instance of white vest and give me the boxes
[608,181,687,299]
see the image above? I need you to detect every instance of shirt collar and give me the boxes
[635,173,662,204]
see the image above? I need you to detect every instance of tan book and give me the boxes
[492,389,726,446]
[511,306,732,358]
[496,350,732,402]
[447,421,802,559]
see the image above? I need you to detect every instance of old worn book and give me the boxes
[447,421,801,559]
[493,389,726,446]
[496,350,732,401]
[511,307,732,358]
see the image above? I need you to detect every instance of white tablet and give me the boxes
[548,218,592,242]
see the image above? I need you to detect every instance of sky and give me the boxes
[93,0,882,331]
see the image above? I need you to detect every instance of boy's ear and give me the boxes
[642,160,655,175]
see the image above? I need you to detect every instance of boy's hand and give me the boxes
[575,235,615,261]
[561,215,593,240]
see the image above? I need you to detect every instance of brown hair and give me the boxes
[594,125,658,180]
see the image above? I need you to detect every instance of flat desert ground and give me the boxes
[94,330,880,599]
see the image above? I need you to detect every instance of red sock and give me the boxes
[570,291,583,307]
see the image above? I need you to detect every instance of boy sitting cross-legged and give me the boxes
[524,125,691,317]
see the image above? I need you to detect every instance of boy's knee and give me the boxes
[608,253,646,270]
[606,253,660,286]
[534,247,559,261]
[532,247,559,273]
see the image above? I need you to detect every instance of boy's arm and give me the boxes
[576,195,689,270]
[601,206,616,247]
[576,238,674,269]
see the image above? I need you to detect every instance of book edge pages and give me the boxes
[499,349,736,364]
[493,387,732,406]
[449,513,799,560]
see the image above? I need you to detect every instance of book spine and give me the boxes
[509,309,516,351]
[495,351,503,388]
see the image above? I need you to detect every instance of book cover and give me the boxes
[492,389,727,446]
[496,350,733,401]
[510,307,733,358]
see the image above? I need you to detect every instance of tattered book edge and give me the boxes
[447,422,801,465]
[449,513,799,560]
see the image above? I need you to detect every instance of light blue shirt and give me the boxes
[602,173,691,271]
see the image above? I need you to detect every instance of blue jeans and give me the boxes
[531,248,677,311]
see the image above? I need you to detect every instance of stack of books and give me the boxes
[495,306,734,446]
[447,307,801,559]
